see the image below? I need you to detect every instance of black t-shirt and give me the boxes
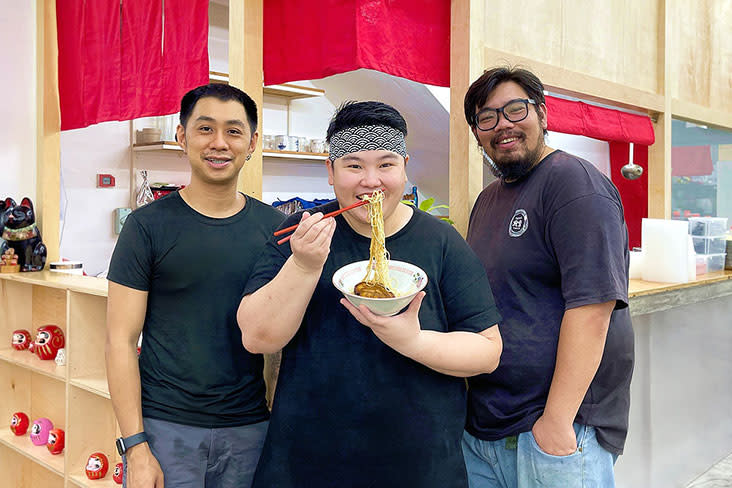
[108,192,285,428]
[244,202,502,488]
[466,150,634,455]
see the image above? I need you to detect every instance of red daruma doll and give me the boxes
[86,452,109,479]
[47,428,65,454]
[12,329,32,350]
[113,462,124,484]
[34,325,65,360]
[10,412,29,435]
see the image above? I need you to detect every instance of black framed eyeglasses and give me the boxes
[474,98,536,131]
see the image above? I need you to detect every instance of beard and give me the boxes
[482,131,546,181]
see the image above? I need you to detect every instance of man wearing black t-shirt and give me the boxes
[106,84,284,488]
[461,67,634,487]
[237,101,503,488]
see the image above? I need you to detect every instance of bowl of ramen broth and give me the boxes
[332,260,428,316]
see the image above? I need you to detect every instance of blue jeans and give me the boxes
[462,423,617,488]
[123,417,268,488]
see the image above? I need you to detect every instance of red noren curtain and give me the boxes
[263,0,450,87]
[609,142,648,249]
[57,0,209,131]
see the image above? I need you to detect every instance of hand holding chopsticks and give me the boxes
[275,199,369,245]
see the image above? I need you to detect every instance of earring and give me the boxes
[246,154,252,161]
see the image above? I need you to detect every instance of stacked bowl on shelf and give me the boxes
[688,217,728,274]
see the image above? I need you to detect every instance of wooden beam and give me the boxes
[36,0,61,263]
[671,98,732,131]
[449,0,484,237]
[482,47,665,115]
[648,112,671,219]
[229,0,263,199]
[647,0,671,220]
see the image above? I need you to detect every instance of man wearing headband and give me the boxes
[237,101,503,487]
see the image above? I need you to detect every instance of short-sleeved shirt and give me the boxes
[108,191,285,428]
[466,150,634,455]
[244,202,502,488]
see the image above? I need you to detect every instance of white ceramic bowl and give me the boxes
[332,260,428,316]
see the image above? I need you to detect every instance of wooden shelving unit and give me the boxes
[130,73,329,206]
[0,272,120,486]
[132,141,328,162]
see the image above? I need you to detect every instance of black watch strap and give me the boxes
[116,432,148,456]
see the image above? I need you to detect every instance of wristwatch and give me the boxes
[116,432,148,456]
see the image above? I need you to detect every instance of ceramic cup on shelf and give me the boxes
[297,137,308,152]
[310,139,326,154]
[275,135,288,151]
[288,136,300,152]
[263,135,275,150]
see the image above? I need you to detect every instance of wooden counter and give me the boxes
[629,269,732,297]
[628,270,732,316]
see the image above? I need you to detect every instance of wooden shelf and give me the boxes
[0,348,66,381]
[0,271,107,297]
[209,71,325,99]
[0,431,65,476]
[70,376,110,399]
[263,150,328,161]
[132,141,182,151]
[69,473,118,488]
[133,143,329,162]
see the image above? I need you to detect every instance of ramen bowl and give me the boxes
[332,260,428,316]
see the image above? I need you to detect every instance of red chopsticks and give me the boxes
[274,199,369,245]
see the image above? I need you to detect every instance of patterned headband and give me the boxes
[328,124,407,162]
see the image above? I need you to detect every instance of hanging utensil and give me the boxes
[621,142,644,180]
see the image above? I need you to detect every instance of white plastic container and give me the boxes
[691,236,727,254]
[700,253,727,273]
[687,217,728,236]
[629,250,644,279]
[641,218,690,283]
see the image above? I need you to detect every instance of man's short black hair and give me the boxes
[179,83,258,134]
[326,101,408,143]
[464,66,547,135]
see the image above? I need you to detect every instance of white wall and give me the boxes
[0,1,37,201]
[59,122,132,276]
[547,131,611,175]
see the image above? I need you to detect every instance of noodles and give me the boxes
[354,190,395,298]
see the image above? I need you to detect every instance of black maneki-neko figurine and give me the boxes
[1,197,47,272]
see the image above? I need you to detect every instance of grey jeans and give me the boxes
[123,417,268,488]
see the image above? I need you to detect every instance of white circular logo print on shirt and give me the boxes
[508,209,529,237]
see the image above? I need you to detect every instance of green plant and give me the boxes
[402,197,455,225]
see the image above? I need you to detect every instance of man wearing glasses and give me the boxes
[461,66,634,487]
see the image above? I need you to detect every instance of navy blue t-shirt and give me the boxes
[466,150,634,455]
[245,202,502,488]
[108,192,285,428]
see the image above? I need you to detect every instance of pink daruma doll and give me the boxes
[30,417,53,445]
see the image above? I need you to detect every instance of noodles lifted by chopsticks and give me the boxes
[354,189,395,298]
